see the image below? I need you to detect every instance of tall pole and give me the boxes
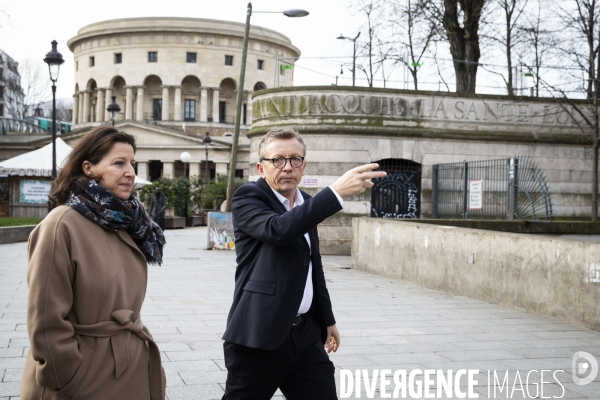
[183,162,188,221]
[51,82,57,179]
[205,146,209,187]
[224,2,252,212]
[44,40,64,179]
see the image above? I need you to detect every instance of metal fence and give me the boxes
[0,118,49,135]
[432,158,552,221]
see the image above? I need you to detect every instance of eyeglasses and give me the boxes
[260,156,305,169]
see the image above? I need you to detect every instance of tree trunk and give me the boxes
[593,138,598,221]
[505,4,514,96]
[411,67,419,90]
[443,0,485,93]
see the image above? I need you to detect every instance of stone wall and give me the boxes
[0,225,36,244]
[249,87,598,254]
[351,217,600,331]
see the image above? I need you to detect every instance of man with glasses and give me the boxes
[222,128,386,400]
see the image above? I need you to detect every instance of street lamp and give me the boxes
[337,32,361,86]
[180,151,191,225]
[203,132,212,187]
[223,3,309,212]
[107,95,121,126]
[43,40,64,179]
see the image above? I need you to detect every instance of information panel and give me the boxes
[19,180,51,204]
[469,180,483,210]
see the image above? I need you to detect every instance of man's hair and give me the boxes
[258,128,306,160]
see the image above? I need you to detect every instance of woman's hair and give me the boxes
[49,126,136,208]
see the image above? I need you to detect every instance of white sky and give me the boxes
[0,0,363,100]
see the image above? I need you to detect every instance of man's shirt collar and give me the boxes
[270,187,304,210]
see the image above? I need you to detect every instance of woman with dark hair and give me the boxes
[21,126,166,400]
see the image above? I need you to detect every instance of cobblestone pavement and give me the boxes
[2,226,600,399]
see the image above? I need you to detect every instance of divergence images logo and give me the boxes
[572,351,598,386]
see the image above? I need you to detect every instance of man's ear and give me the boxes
[256,162,266,178]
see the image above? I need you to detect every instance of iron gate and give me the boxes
[431,157,552,220]
[371,159,422,218]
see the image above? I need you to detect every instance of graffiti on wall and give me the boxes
[371,160,422,219]
[207,212,235,250]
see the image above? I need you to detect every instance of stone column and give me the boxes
[125,86,134,120]
[174,86,182,122]
[212,88,220,123]
[136,87,145,121]
[200,87,208,122]
[104,89,113,122]
[161,86,170,121]
[95,88,105,122]
[72,94,79,124]
[82,91,91,124]
[189,162,200,178]
[163,162,174,178]
[246,91,253,125]
[78,93,84,125]
[136,162,148,180]
[215,162,228,176]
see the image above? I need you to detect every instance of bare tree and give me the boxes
[0,2,10,32]
[553,0,600,99]
[388,0,438,90]
[18,58,50,119]
[56,102,72,123]
[351,0,389,87]
[483,0,529,95]
[516,0,556,97]
[421,0,488,93]
[536,0,600,219]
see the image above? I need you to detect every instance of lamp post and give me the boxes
[107,95,121,126]
[180,151,191,225]
[43,40,64,179]
[223,3,309,212]
[203,132,212,187]
[337,32,361,86]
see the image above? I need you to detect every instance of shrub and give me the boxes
[138,178,176,212]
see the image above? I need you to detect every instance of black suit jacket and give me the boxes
[222,178,343,350]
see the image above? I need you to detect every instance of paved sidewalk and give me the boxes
[1,226,600,399]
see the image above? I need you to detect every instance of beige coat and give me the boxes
[21,206,166,400]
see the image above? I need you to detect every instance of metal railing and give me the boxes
[432,157,552,221]
[0,117,49,134]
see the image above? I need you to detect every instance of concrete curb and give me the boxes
[0,225,36,244]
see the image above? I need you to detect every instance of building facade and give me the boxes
[0,50,24,120]
[65,17,300,181]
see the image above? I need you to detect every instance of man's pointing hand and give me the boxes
[330,163,387,198]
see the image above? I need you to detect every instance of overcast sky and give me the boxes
[0,0,365,100]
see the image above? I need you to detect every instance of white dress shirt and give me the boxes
[270,186,343,314]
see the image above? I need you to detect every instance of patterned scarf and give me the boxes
[65,178,166,265]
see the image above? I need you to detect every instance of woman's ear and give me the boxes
[82,161,93,177]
